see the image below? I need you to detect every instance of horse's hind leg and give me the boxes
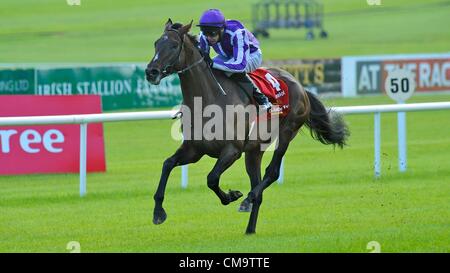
[153,143,203,225]
[240,149,263,212]
[207,144,243,205]
[242,127,299,211]
[240,149,264,234]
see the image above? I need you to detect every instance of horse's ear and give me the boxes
[165,18,173,30]
[179,20,193,35]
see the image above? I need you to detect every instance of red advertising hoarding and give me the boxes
[0,95,106,175]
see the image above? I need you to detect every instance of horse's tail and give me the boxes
[304,90,349,148]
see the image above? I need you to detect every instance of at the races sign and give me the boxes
[341,53,450,96]
[0,95,106,175]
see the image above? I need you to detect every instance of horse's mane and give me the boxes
[170,23,199,47]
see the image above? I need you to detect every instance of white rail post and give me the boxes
[398,102,407,172]
[374,112,381,178]
[181,165,188,189]
[277,157,284,184]
[79,123,88,197]
[181,135,188,189]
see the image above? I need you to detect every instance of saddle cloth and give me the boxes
[248,68,290,117]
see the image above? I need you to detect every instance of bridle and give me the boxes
[159,28,227,96]
[161,29,204,76]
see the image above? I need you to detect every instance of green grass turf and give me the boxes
[0,0,449,62]
[1,94,449,252]
[0,0,449,252]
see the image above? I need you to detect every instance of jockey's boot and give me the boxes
[232,73,272,111]
[252,88,272,111]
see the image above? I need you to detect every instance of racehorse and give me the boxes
[145,19,349,234]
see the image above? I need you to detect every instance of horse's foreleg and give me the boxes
[207,144,243,205]
[240,150,264,234]
[153,143,202,225]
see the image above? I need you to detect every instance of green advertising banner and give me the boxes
[134,67,182,108]
[0,65,182,111]
[1,60,343,110]
[0,69,35,95]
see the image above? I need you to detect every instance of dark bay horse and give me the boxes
[145,19,349,234]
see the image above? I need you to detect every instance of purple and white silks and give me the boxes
[199,20,262,73]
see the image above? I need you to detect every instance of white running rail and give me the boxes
[1,102,449,196]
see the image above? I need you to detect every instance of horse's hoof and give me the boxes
[153,209,167,225]
[245,229,256,235]
[228,190,243,202]
[238,199,253,212]
[221,190,243,206]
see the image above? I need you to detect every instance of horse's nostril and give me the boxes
[149,69,160,76]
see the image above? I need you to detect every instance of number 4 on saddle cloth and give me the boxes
[248,68,290,119]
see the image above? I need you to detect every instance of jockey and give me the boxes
[196,9,272,111]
